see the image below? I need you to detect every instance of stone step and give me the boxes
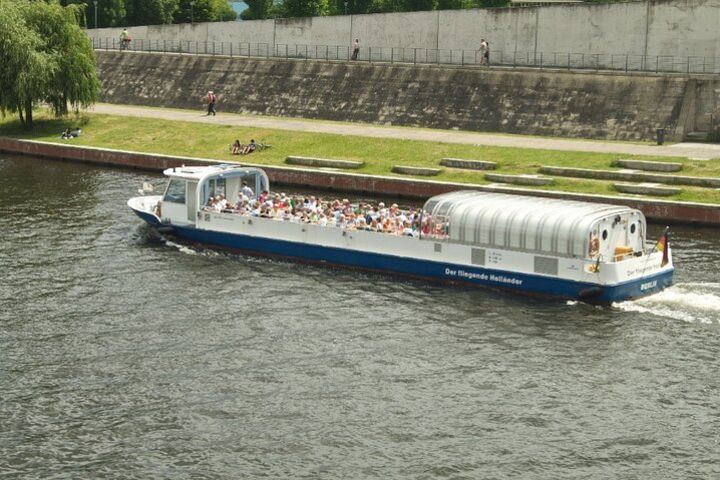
[286,156,364,169]
[613,183,682,197]
[485,173,554,186]
[539,166,720,188]
[685,131,710,142]
[392,165,442,176]
[612,159,683,172]
[440,158,497,170]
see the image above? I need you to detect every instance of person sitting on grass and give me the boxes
[60,128,81,139]
[242,139,258,155]
[231,139,242,155]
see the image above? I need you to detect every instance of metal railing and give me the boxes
[93,37,720,75]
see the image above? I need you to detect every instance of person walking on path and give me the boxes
[351,38,360,61]
[479,39,490,65]
[205,90,217,116]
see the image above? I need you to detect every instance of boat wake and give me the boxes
[162,238,200,256]
[614,283,720,324]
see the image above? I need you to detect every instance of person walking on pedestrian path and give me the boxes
[205,90,217,116]
[351,39,360,61]
[479,38,490,65]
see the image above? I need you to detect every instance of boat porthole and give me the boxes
[630,223,636,234]
[602,229,608,240]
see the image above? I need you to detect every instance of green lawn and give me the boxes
[2,112,720,204]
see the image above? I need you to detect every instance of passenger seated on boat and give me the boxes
[212,195,228,212]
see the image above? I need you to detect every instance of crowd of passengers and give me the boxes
[203,185,442,237]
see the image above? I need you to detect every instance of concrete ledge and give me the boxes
[286,155,363,169]
[539,166,720,188]
[391,165,442,176]
[485,173,554,186]
[2,137,720,226]
[440,158,497,170]
[612,159,683,172]
[614,183,682,197]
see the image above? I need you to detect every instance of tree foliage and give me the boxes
[0,0,101,128]
[241,0,276,20]
[282,0,330,18]
[66,0,509,23]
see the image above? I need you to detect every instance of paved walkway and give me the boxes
[93,103,720,160]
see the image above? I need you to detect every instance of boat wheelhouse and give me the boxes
[128,164,673,303]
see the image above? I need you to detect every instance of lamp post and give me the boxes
[344,1,348,15]
[190,1,195,24]
[94,0,98,29]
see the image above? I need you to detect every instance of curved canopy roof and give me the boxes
[423,191,643,258]
[164,164,269,185]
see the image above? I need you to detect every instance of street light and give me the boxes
[190,1,195,24]
[94,0,98,29]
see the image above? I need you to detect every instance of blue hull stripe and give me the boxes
[138,220,673,304]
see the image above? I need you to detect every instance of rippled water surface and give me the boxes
[1,155,719,479]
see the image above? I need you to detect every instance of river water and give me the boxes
[1,155,719,479]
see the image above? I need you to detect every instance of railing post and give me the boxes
[540,52,543,69]
[369,46,372,63]
[656,55,659,73]
[687,56,690,74]
[567,52,571,70]
[414,48,417,65]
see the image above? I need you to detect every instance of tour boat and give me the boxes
[128,164,674,303]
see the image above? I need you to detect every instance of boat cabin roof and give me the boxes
[423,191,645,257]
[163,164,268,184]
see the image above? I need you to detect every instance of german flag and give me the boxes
[656,229,670,267]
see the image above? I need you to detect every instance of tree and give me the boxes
[476,0,509,7]
[241,0,275,19]
[329,0,373,15]
[61,0,127,28]
[437,0,474,9]
[174,0,237,23]
[125,0,179,26]
[281,0,329,18]
[404,0,436,11]
[0,0,101,128]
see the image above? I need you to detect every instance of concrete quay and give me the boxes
[2,137,719,227]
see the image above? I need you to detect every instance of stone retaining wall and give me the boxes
[2,137,719,226]
[96,51,691,141]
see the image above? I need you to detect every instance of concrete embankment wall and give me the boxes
[96,51,693,141]
[2,137,719,226]
[90,0,720,61]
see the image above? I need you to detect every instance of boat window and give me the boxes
[208,178,226,197]
[602,229,608,240]
[630,223,636,234]
[163,179,186,204]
